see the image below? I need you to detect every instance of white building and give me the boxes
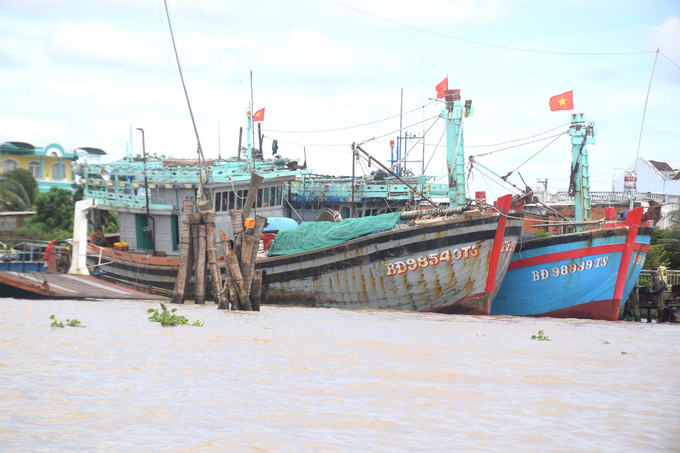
[612,158,680,229]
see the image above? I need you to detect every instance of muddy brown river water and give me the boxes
[1,298,678,452]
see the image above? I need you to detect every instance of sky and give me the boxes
[1,0,679,200]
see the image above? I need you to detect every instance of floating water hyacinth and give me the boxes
[147,303,203,327]
[531,330,551,341]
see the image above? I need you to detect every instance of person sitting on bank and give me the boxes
[90,228,107,246]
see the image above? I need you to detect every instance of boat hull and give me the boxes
[257,211,525,314]
[491,209,652,321]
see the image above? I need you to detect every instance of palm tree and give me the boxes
[0,168,37,212]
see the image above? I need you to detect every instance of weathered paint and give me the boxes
[257,205,524,314]
[491,207,652,321]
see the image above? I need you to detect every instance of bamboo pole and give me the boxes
[172,199,195,304]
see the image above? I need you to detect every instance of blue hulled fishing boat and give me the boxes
[491,113,653,321]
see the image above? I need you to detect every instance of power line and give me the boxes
[263,101,435,133]
[330,0,657,56]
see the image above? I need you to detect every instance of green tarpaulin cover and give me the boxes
[267,211,403,256]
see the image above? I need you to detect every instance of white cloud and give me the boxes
[648,16,680,62]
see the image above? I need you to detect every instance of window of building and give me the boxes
[1,159,18,174]
[276,186,282,205]
[28,161,41,179]
[50,162,67,180]
[257,188,263,208]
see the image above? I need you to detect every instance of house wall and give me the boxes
[613,158,680,195]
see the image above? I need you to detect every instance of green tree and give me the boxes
[643,244,671,270]
[7,168,38,205]
[30,187,75,232]
[0,169,37,212]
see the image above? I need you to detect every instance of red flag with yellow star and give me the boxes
[435,77,448,99]
[253,108,265,122]
[548,90,573,111]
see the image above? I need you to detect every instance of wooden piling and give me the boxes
[202,210,222,307]
[195,224,207,304]
[250,270,262,311]
[241,173,264,221]
[172,199,194,304]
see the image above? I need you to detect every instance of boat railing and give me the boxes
[0,238,69,272]
[542,191,680,205]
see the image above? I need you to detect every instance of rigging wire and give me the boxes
[362,114,441,144]
[263,101,436,133]
[330,0,657,56]
[504,133,566,178]
[472,164,522,194]
[422,125,447,175]
[635,49,660,169]
[471,132,568,159]
[466,123,571,148]
[660,52,680,71]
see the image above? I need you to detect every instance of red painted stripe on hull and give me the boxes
[427,292,489,315]
[485,194,512,294]
[509,243,623,270]
[509,240,650,271]
[613,207,643,302]
[534,298,620,321]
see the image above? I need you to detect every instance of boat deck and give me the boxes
[0,271,169,300]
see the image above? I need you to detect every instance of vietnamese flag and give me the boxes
[435,77,448,99]
[548,90,573,111]
[253,107,265,122]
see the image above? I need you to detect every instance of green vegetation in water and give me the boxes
[599,339,610,344]
[623,316,634,322]
[50,314,85,328]
[621,351,628,355]
[147,303,203,327]
[531,330,551,341]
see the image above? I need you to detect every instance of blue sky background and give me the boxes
[1,0,678,198]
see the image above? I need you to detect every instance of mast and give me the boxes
[247,108,253,162]
[567,113,597,231]
[444,89,473,206]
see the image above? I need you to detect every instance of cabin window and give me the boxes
[215,192,222,212]
[28,161,41,179]
[262,187,269,207]
[276,186,282,205]
[257,188,263,208]
[270,187,276,206]
[221,191,229,211]
[228,191,235,210]
[1,158,18,174]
